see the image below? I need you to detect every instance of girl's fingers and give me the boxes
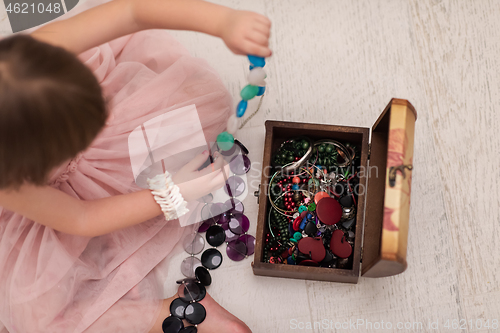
[222,162,231,178]
[254,21,271,38]
[208,161,230,183]
[209,164,231,190]
[256,15,271,28]
[184,150,210,172]
[243,39,272,57]
[197,151,222,176]
[246,30,269,47]
[209,156,230,188]
[212,153,228,171]
[209,171,226,190]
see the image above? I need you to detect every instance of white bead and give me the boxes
[226,114,239,134]
[248,67,267,86]
[254,79,267,87]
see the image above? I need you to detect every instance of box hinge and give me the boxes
[254,184,261,204]
[367,143,371,160]
[360,247,363,263]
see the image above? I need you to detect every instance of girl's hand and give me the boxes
[173,150,229,202]
[220,10,272,57]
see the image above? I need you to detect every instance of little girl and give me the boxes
[0,0,271,332]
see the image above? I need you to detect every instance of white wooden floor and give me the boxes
[2,1,500,332]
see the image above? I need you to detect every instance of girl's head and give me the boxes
[0,34,107,189]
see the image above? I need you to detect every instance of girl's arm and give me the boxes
[31,0,271,57]
[0,184,160,237]
[0,152,228,237]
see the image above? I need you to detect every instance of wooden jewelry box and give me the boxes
[252,98,417,283]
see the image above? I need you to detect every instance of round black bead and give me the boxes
[339,195,354,207]
[170,298,189,319]
[201,248,223,270]
[185,302,207,325]
[195,266,212,286]
[205,225,226,247]
[179,280,206,303]
[162,316,183,333]
[234,139,249,155]
[179,326,198,333]
[304,221,318,236]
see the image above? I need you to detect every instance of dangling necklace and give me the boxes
[161,55,267,333]
[215,55,267,151]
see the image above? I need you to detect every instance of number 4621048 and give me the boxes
[443,319,498,330]
[6,3,61,14]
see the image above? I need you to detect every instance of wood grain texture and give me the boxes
[0,0,498,332]
[408,1,500,332]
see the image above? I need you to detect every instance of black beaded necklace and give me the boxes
[161,55,266,333]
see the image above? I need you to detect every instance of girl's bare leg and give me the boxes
[149,292,251,333]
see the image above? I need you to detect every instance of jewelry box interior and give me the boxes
[253,121,370,283]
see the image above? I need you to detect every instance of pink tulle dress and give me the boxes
[0,3,232,332]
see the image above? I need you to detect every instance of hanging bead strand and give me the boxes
[218,55,267,151]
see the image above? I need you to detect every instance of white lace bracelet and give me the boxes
[147,171,189,221]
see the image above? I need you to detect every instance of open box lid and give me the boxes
[361,98,417,277]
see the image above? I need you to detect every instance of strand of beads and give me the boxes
[217,55,267,152]
[162,57,265,333]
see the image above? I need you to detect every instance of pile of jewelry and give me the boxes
[264,137,360,269]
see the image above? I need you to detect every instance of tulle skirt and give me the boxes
[0,14,232,333]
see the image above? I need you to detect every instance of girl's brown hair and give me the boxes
[0,34,107,189]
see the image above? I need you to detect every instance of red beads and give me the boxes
[316,197,342,225]
[314,191,330,204]
[330,230,352,258]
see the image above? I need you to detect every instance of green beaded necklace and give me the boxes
[216,55,266,152]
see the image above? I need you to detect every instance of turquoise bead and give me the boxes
[217,131,235,151]
[247,55,265,67]
[292,184,299,190]
[298,205,307,213]
[240,85,259,101]
[308,178,319,187]
[236,100,248,118]
[293,232,302,240]
[257,86,266,96]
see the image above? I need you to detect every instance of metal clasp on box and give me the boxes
[254,184,261,204]
[388,164,413,187]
